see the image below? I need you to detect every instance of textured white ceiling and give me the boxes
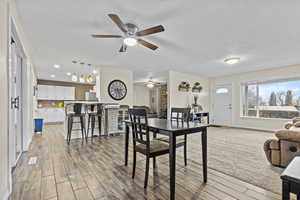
[16,0,300,82]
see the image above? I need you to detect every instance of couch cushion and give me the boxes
[275,130,300,142]
[280,140,300,167]
[269,140,280,149]
[294,121,300,127]
[293,117,300,124]
[289,126,300,132]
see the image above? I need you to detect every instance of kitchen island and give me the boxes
[63,101,122,140]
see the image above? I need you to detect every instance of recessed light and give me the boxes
[54,64,60,68]
[224,57,240,64]
[92,70,97,74]
[50,74,55,78]
[66,72,71,76]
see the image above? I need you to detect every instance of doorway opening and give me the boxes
[9,21,26,168]
[213,84,233,126]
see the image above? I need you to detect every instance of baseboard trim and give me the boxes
[210,124,276,133]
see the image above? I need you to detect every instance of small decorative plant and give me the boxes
[192,82,203,93]
[178,81,190,92]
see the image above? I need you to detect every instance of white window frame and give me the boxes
[241,77,300,119]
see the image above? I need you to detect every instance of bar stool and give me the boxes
[65,103,87,144]
[87,103,103,139]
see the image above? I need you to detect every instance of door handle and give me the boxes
[11,96,19,109]
[15,96,19,110]
[11,97,15,109]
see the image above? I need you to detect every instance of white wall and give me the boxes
[133,84,150,106]
[99,67,133,106]
[168,70,210,118]
[10,0,36,149]
[0,0,37,199]
[0,0,10,199]
[210,64,300,131]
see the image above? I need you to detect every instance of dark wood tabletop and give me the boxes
[124,118,209,132]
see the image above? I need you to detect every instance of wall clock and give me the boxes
[108,80,127,101]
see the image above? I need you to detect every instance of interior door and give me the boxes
[213,84,232,126]
[9,37,23,166]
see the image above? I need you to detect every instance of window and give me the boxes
[242,78,300,119]
[216,88,229,94]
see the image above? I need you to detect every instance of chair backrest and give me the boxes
[128,108,150,152]
[96,103,103,114]
[87,103,103,115]
[171,107,191,122]
[65,103,86,116]
[73,103,82,114]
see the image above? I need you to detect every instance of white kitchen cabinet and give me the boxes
[64,87,75,100]
[37,85,75,100]
[55,86,64,100]
[37,108,65,123]
[37,85,49,99]
[46,85,55,99]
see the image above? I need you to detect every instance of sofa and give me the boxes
[264,117,300,167]
[132,106,158,118]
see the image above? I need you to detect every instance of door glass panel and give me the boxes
[216,88,229,94]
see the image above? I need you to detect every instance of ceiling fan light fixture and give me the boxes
[123,37,137,46]
[146,81,155,88]
[224,57,240,65]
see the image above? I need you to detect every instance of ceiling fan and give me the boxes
[145,78,161,88]
[91,14,165,52]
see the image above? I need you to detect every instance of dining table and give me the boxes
[124,118,209,200]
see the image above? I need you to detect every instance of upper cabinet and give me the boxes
[37,85,75,100]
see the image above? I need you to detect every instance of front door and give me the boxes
[9,37,23,166]
[213,84,232,126]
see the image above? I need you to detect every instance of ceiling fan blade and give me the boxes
[108,14,127,33]
[136,25,165,36]
[91,34,122,38]
[138,39,158,50]
[119,44,127,52]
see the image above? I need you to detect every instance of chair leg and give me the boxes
[67,117,73,145]
[132,150,136,179]
[67,117,71,144]
[80,116,85,143]
[87,115,90,139]
[98,116,102,137]
[144,156,150,188]
[184,134,187,166]
[83,116,87,142]
[153,156,156,169]
[91,116,95,138]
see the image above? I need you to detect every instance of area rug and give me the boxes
[185,127,283,194]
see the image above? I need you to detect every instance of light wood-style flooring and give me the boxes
[11,124,284,200]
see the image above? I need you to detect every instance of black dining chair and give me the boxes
[129,108,170,188]
[87,103,103,139]
[156,107,190,166]
[65,103,87,144]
